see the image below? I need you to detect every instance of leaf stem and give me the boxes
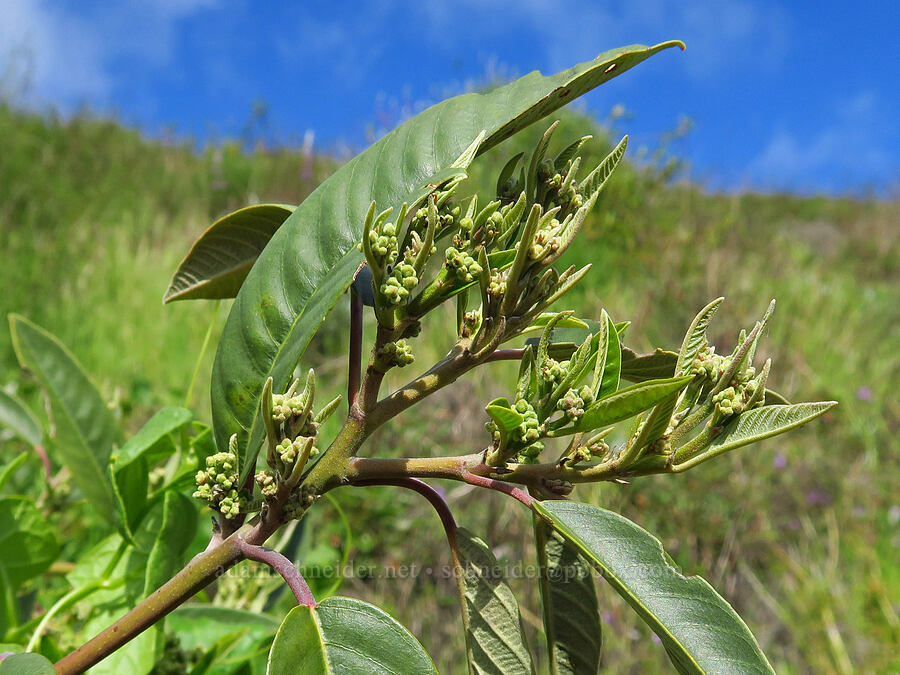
[236,538,316,607]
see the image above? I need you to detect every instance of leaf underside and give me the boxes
[535,518,601,675]
[455,528,535,675]
[164,204,295,303]
[536,501,774,674]
[209,41,685,471]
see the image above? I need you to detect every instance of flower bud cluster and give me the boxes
[381,261,418,305]
[528,218,564,261]
[487,269,507,297]
[271,393,316,433]
[367,220,399,267]
[378,339,415,368]
[277,436,319,466]
[691,345,729,382]
[283,484,317,521]
[557,385,594,421]
[193,451,245,520]
[540,358,570,385]
[444,246,483,283]
[712,367,761,420]
[254,470,278,498]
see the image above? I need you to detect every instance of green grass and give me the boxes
[1,103,896,672]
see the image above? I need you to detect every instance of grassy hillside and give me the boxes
[1,103,897,672]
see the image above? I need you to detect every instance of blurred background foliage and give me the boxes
[1,102,897,672]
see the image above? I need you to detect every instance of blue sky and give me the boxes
[1,0,897,195]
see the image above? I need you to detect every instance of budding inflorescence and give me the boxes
[193,449,246,520]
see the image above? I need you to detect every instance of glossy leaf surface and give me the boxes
[575,376,692,432]
[210,42,684,469]
[164,204,295,303]
[267,596,435,674]
[537,501,774,674]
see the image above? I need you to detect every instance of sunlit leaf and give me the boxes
[536,501,775,674]
[267,596,435,674]
[164,204,295,303]
[9,315,119,523]
[209,42,684,476]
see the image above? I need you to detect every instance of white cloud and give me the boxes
[747,91,895,193]
[0,0,217,109]
[412,0,789,78]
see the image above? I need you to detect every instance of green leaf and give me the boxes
[596,313,621,398]
[168,606,278,673]
[578,134,628,198]
[210,41,684,470]
[163,204,296,303]
[620,347,678,383]
[534,518,600,675]
[0,389,42,446]
[536,501,775,674]
[576,377,692,432]
[267,596,435,674]
[113,407,193,471]
[143,492,198,593]
[486,397,525,433]
[9,315,119,522]
[0,453,28,493]
[0,652,56,674]
[0,497,59,590]
[455,528,534,675]
[675,298,723,378]
[674,402,837,470]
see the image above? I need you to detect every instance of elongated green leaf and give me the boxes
[455,528,534,675]
[576,377,692,432]
[0,390,42,446]
[164,204,295,303]
[0,453,28,493]
[578,134,628,197]
[0,497,59,590]
[267,596,435,674]
[621,347,677,382]
[534,518,600,675]
[596,314,621,398]
[169,606,278,672]
[113,407,193,471]
[9,315,119,522]
[210,41,684,469]
[675,298,723,378]
[0,652,56,674]
[143,492,198,593]
[674,402,837,470]
[536,501,774,674]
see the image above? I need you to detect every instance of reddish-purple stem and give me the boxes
[461,470,536,507]
[485,348,524,362]
[236,539,316,607]
[352,477,457,537]
[33,444,52,480]
[348,289,363,407]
